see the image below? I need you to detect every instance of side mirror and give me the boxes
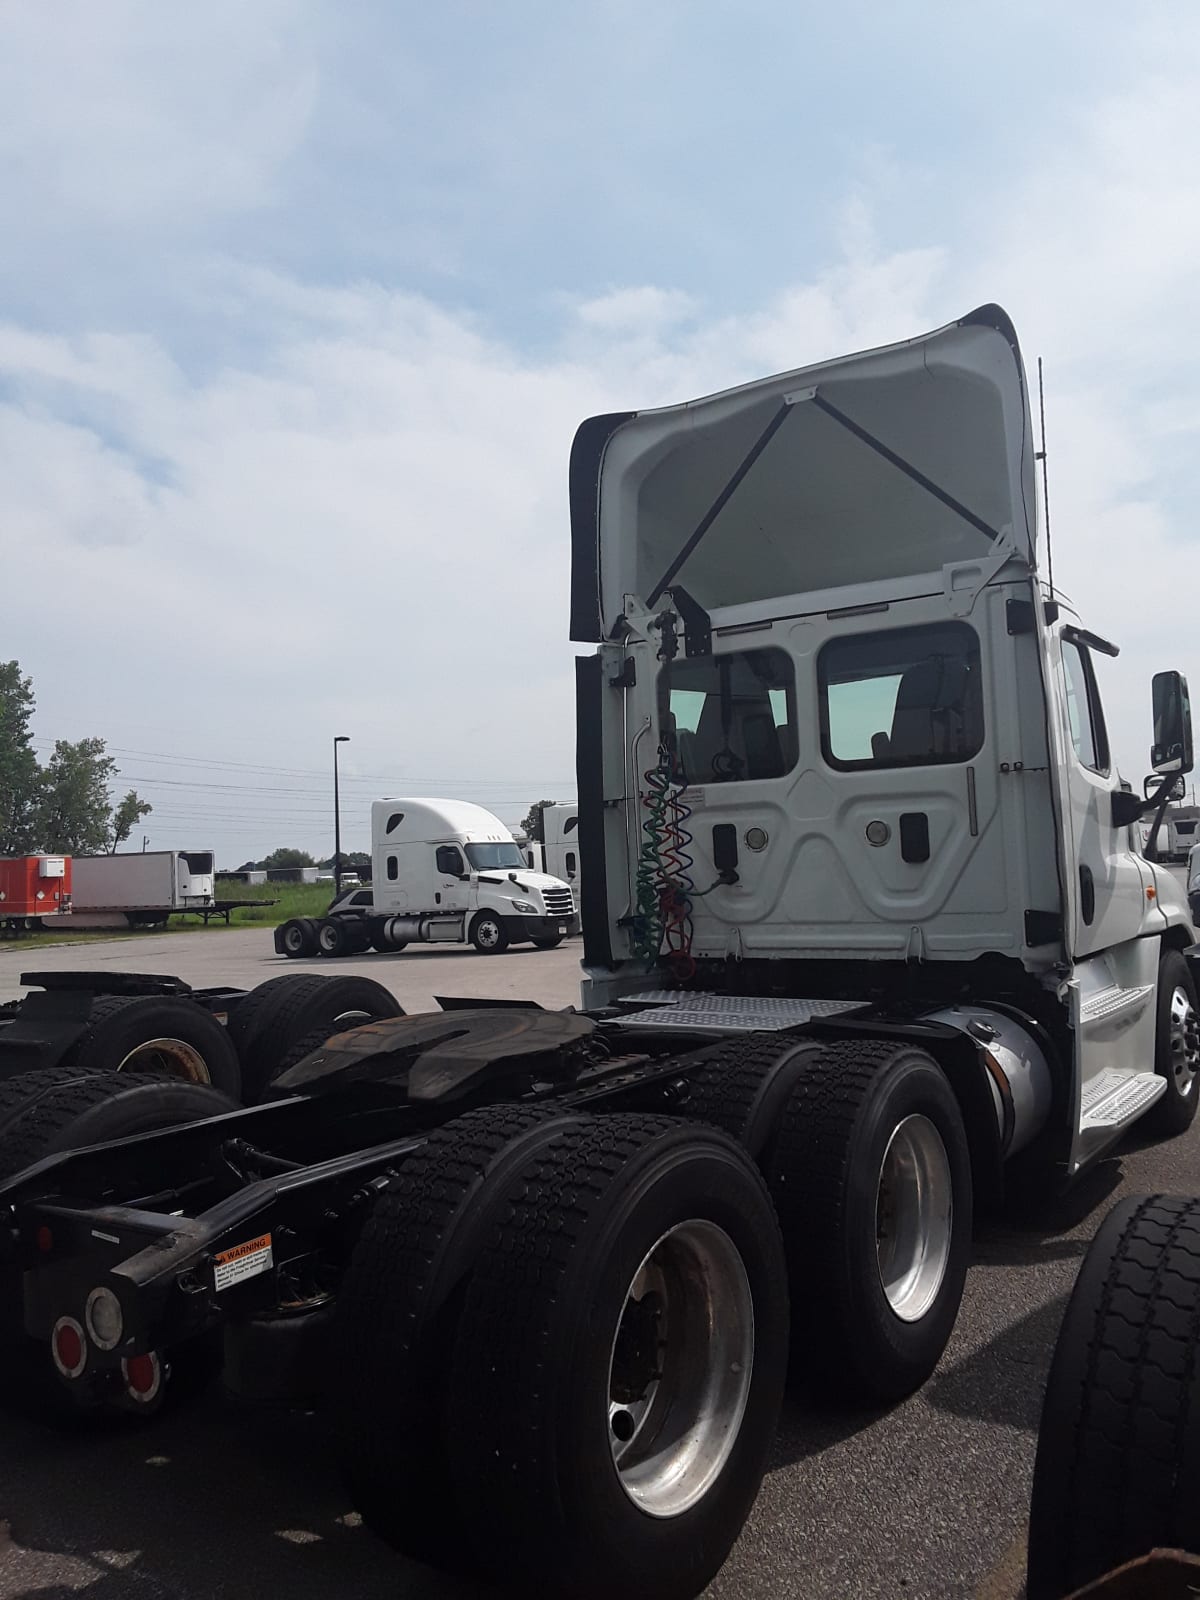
[1143,772,1187,800]
[1152,671,1194,774]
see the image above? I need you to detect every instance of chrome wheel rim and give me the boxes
[116,1037,210,1084]
[477,920,500,948]
[1168,986,1200,1099]
[876,1114,953,1323]
[606,1219,754,1519]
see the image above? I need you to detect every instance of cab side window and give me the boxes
[436,845,465,876]
[1061,639,1110,775]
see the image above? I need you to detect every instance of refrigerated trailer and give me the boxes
[57,849,216,929]
[2,303,1199,1600]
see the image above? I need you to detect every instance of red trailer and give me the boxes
[0,855,71,931]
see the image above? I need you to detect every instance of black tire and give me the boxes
[767,1040,972,1401]
[341,921,371,956]
[59,995,242,1100]
[1027,1194,1200,1599]
[1145,951,1200,1137]
[0,1069,234,1421]
[279,918,318,958]
[225,974,403,1102]
[469,911,509,954]
[335,1106,584,1564]
[446,1116,789,1600]
[530,936,564,950]
[0,1067,237,1181]
[679,1033,824,1166]
[317,919,349,957]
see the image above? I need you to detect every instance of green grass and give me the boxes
[208,881,334,927]
[0,881,338,951]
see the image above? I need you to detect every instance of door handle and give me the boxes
[1079,865,1095,925]
[899,813,930,863]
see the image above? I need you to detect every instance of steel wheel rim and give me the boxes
[477,920,500,948]
[606,1219,754,1519]
[284,925,306,953]
[1168,986,1200,1098]
[875,1113,953,1323]
[116,1037,210,1084]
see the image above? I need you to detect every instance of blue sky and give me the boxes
[2,2,1199,860]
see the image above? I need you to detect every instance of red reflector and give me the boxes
[36,1226,53,1254]
[51,1317,86,1379]
[124,1353,157,1397]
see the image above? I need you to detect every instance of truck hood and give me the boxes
[476,870,573,899]
[569,303,1037,639]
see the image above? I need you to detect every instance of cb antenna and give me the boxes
[1035,355,1054,598]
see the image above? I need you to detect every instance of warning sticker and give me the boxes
[213,1232,273,1292]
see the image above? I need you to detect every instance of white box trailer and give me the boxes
[65,850,216,929]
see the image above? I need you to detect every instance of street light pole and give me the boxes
[333,736,350,894]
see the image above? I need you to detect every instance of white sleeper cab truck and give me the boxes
[275,797,579,958]
[523,801,581,890]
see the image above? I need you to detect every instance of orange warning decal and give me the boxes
[213,1232,273,1292]
[215,1233,271,1266]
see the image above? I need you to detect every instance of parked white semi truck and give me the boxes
[522,801,581,888]
[275,797,579,957]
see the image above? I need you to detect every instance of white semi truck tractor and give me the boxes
[275,797,579,957]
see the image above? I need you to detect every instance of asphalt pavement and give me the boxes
[1,927,1197,1598]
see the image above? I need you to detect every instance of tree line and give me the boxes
[0,661,152,857]
[237,849,372,871]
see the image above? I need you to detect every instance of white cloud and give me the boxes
[0,0,317,229]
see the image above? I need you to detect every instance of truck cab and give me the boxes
[572,303,1197,1176]
[523,803,581,890]
[369,797,578,951]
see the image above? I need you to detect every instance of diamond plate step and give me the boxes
[1079,984,1154,1025]
[1079,1068,1166,1130]
[619,992,866,1032]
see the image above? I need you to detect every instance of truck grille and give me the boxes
[542,888,574,917]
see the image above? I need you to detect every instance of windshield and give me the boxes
[465,842,525,871]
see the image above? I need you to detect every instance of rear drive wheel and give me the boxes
[0,1068,235,1421]
[1027,1194,1200,1599]
[679,1033,824,1166]
[59,995,242,1100]
[469,911,509,954]
[446,1117,788,1600]
[768,1040,971,1400]
[279,918,318,958]
[317,919,349,957]
[1146,951,1200,1137]
[335,1106,584,1564]
[225,974,403,1102]
[0,1066,238,1180]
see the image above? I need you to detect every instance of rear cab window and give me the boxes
[663,647,797,785]
[819,622,983,770]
